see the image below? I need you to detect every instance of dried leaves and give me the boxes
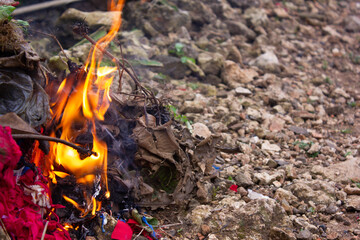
[132,114,219,208]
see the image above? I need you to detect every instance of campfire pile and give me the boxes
[0,0,219,239]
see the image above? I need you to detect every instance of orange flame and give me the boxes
[45,0,125,216]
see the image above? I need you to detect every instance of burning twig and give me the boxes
[72,22,159,107]
[12,133,96,157]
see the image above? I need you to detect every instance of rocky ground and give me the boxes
[22,0,360,239]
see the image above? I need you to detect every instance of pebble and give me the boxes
[296,229,312,240]
[235,87,252,96]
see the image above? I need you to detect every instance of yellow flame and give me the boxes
[63,195,83,213]
[63,223,73,231]
[54,171,70,178]
[44,0,125,216]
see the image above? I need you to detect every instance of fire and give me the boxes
[43,0,125,217]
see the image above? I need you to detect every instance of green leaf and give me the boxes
[167,105,178,115]
[146,217,159,227]
[131,209,143,225]
[99,59,116,67]
[16,20,29,28]
[0,5,15,20]
[134,59,164,67]
[341,128,351,134]
[175,42,184,53]
[153,73,167,80]
[72,29,107,48]
[344,151,352,157]
[181,56,196,64]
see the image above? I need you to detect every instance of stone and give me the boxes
[203,74,222,85]
[310,165,327,178]
[285,165,297,180]
[58,8,121,28]
[288,182,335,205]
[319,157,360,183]
[207,234,219,240]
[344,15,360,32]
[221,61,252,88]
[250,52,281,73]
[219,196,246,210]
[346,195,360,211]
[238,199,292,234]
[131,2,191,35]
[274,188,299,206]
[189,205,213,226]
[293,217,318,233]
[325,106,344,116]
[267,159,278,168]
[322,26,341,38]
[192,123,212,139]
[201,224,211,236]
[184,59,205,77]
[273,8,290,19]
[261,141,281,152]
[225,20,256,40]
[288,126,309,135]
[197,181,215,203]
[268,117,285,132]
[235,170,254,188]
[222,42,243,64]
[177,0,216,25]
[270,227,296,240]
[332,88,350,98]
[235,87,252,96]
[296,229,312,240]
[246,108,262,121]
[198,52,224,76]
[244,7,269,27]
[291,111,316,120]
[325,203,339,215]
[153,55,189,79]
[253,171,284,185]
[247,190,270,200]
[307,142,321,154]
[344,186,360,195]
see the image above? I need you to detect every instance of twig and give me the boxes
[133,228,145,240]
[40,221,49,240]
[0,219,10,240]
[77,32,159,106]
[13,0,83,15]
[160,222,183,228]
[32,31,69,62]
[12,134,96,157]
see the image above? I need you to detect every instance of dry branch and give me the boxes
[12,134,96,157]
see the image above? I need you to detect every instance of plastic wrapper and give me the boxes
[0,69,49,127]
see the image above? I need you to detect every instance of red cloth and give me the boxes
[0,125,71,240]
[127,219,154,240]
[229,184,238,192]
[111,221,133,240]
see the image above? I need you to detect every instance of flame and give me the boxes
[63,223,73,231]
[44,0,125,217]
